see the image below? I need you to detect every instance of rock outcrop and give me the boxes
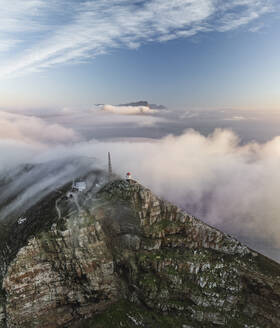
[0,178,280,328]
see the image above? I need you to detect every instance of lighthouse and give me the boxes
[126,172,132,180]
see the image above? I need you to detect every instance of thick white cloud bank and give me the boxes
[0,111,79,145]
[101,104,158,115]
[79,129,280,251]
[0,126,280,257]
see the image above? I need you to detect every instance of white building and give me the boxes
[17,217,27,225]
[73,181,86,192]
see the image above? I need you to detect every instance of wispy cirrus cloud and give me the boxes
[0,0,74,52]
[0,40,20,53]
[217,0,274,32]
[0,0,276,77]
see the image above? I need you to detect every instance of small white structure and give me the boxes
[72,181,86,192]
[17,217,27,225]
[126,172,132,180]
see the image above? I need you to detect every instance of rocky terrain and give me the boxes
[0,175,280,328]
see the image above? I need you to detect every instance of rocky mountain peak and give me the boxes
[0,177,280,327]
[98,179,252,256]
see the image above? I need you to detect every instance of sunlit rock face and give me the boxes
[3,220,119,327]
[0,178,280,328]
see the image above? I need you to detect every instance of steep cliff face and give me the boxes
[0,178,280,328]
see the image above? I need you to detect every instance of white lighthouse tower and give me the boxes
[126,172,132,180]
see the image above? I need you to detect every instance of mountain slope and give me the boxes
[0,178,279,328]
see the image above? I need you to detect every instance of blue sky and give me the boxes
[0,0,280,111]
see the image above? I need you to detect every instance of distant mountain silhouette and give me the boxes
[119,100,166,110]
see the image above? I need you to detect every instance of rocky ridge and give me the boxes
[0,178,279,327]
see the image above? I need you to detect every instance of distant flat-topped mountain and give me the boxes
[119,100,166,110]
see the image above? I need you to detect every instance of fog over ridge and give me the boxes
[0,106,280,261]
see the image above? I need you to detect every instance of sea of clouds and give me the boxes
[0,104,279,261]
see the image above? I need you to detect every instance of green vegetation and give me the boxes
[77,300,201,328]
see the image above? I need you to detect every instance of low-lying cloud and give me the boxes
[0,108,279,261]
[101,104,158,115]
[0,110,79,145]
[73,130,280,252]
